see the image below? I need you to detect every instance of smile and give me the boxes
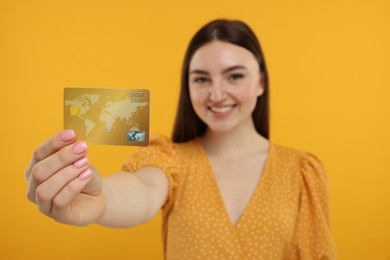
[209,105,236,114]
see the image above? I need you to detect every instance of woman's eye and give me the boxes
[193,77,209,84]
[229,73,244,81]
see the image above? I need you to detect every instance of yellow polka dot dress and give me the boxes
[122,135,336,259]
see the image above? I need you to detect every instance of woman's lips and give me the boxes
[208,105,236,116]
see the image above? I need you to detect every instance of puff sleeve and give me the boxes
[290,153,337,260]
[121,134,180,207]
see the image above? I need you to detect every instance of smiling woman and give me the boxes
[173,19,269,143]
[188,41,263,135]
[25,19,336,259]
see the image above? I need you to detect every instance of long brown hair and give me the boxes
[172,19,269,143]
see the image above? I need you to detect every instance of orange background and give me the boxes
[1,0,389,259]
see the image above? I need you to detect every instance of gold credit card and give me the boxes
[64,88,150,146]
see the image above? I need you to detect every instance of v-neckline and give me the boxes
[195,139,273,229]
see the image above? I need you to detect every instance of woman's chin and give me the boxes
[206,123,236,135]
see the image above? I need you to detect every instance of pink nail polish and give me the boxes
[73,157,89,168]
[78,168,93,180]
[72,142,88,154]
[60,130,75,142]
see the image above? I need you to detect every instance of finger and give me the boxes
[33,130,77,163]
[50,168,95,223]
[26,130,76,181]
[35,157,90,216]
[27,142,88,203]
[33,141,88,183]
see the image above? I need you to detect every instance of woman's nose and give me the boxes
[209,81,226,102]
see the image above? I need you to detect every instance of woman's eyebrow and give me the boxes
[222,65,247,74]
[189,69,209,75]
[189,65,247,75]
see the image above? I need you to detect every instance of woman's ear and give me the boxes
[256,73,265,97]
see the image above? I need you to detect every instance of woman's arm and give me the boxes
[96,167,168,228]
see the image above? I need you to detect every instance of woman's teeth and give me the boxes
[210,106,233,113]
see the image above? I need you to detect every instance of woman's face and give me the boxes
[188,40,264,134]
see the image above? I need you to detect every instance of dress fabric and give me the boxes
[122,134,336,260]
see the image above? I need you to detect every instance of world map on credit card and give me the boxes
[64,88,150,146]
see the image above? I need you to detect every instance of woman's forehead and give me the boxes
[189,41,259,72]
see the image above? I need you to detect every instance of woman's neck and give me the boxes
[199,120,269,158]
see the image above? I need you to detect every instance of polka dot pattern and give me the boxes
[122,134,336,259]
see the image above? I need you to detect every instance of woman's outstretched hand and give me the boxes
[25,130,105,226]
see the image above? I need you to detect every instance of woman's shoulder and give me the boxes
[269,142,326,176]
[271,142,322,163]
[268,142,329,198]
[147,133,201,157]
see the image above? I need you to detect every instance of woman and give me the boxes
[25,19,336,259]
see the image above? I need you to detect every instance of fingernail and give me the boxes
[73,157,89,168]
[72,141,88,154]
[78,168,93,180]
[60,130,75,142]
